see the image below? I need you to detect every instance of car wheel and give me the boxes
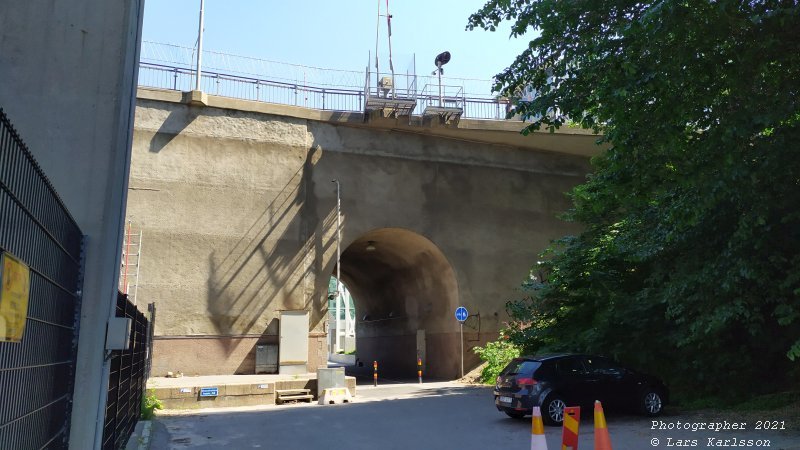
[504,410,527,419]
[640,389,664,416]
[542,395,566,426]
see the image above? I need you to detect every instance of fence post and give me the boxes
[172,68,178,91]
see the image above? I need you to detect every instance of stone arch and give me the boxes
[335,227,460,379]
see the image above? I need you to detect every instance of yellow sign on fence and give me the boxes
[0,252,31,342]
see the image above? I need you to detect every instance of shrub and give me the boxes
[141,389,163,420]
[473,333,520,384]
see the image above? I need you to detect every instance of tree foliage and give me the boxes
[469,0,800,397]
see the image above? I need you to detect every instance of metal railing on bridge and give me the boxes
[137,42,513,121]
[139,62,365,112]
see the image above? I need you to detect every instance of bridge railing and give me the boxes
[138,63,365,111]
[138,62,515,121]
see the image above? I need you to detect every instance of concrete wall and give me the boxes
[0,1,144,448]
[128,88,597,379]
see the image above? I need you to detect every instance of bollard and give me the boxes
[561,406,580,450]
[417,357,423,384]
[373,360,378,387]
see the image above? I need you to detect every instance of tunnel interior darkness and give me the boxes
[336,228,460,379]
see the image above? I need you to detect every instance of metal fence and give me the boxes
[101,293,153,450]
[139,63,365,112]
[0,108,85,449]
[138,62,512,120]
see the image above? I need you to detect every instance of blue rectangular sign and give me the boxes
[200,387,218,397]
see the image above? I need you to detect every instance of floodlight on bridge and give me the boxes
[424,50,463,125]
[432,51,451,75]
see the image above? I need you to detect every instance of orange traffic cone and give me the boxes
[594,400,613,450]
[531,406,549,450]
[561,406,580,450]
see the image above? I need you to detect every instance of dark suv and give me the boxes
[494,354,668,425]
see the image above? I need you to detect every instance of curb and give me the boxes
[124,420,152,450]
[138,421,152,450]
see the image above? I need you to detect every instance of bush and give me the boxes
[141,389,163,420]
[473,333,520,384]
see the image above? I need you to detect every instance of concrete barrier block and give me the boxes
[318,387,353,405]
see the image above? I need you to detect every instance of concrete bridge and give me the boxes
[127,87,600,379]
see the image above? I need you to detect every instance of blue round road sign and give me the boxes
[455,306,468,322]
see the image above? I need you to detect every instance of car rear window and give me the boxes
[501,359,541,376]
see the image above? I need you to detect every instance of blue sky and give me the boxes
[142,0,534,84]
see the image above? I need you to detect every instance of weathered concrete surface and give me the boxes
[128,88,598,379]
[147,373,356,409]
[0,2,144,448]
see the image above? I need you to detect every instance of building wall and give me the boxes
[128,89,596,379]
[0,1,144,448]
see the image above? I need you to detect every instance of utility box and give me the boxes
[317,367,345,397]
[279,310,309,375]
[255,344,278,374]
[105,317,132,351]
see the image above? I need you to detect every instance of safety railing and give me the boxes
[138,62,516,121]
[418,83,466,112]
[139,63,364,112]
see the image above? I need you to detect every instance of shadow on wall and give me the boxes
[148,104,201,153]
[232,317,279,374]
[205,146,333,356]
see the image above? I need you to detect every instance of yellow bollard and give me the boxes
[561,406,580,450]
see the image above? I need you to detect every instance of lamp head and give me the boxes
[434,51,451,67]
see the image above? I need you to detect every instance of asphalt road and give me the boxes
[149,382,800,450]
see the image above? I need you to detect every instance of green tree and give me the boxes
[469,1,800,398]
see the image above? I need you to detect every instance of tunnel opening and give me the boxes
[327,276,356,356]
[335,228,460,380]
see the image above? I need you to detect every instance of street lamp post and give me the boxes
[195,0,205,91]
[432,51,451,107]
[332,180,341,353]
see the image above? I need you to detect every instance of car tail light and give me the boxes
[517,377,537,387]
